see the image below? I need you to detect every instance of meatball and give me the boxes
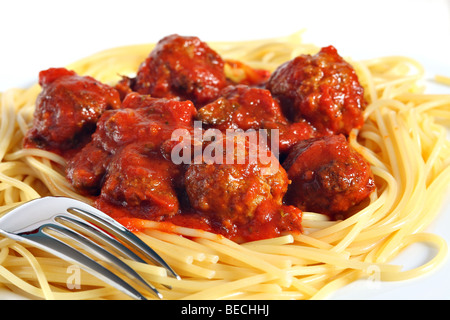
[98,143,181,219]
[66,93,196,197]
[197,84,316,153]
[24,68,121,151]
[197,84,289,130]
[266,46,366,136]
[184,135,289,229]
[133,34,228,106]
[92,93,196,153]
[66,141,110,195]
[283,134,375,217]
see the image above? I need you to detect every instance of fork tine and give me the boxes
[56,215,147,264]
[44,223,163,299]
[68,207,181,280]
[0,196,180,299]
[57,215,174,290]
[19,228,150,300]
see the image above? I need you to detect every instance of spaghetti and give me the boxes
[0,31,449,300]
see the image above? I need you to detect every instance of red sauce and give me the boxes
[25,34,375,242]
[283,134,375,218]
[196,84,316,153]
[24,67,121,153]
[132,34,228,107]
[266,46,366,136]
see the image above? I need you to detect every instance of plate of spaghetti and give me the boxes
[0,31,449,300]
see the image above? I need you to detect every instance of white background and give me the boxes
[1,0,450,91]
[0,0,449,299]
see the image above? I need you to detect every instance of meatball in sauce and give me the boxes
[283,134,375,218]
[266,46,366,136]
[25,68,121,152]
[183,135,302,242]
[131,34,228,107]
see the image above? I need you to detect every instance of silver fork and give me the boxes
[0,196,180,300]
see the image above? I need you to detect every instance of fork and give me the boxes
[0,196,180,300]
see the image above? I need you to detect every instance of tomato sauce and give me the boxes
[25,34,375,242]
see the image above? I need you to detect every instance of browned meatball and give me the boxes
[133,34,228,106]
[184,135,289,229]
[283,134,375,217]
[90,93,196,153]
[99,143,181,219]
[266,46,366,136]
[197,84,289,130]
[66,141,110,195]
[197,84,316,153]
[24,68,121,151]
[66,93,196,203]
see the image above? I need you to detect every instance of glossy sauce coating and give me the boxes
[25,35,375,242]
[183,135,297,241]
[283,134,375,217]
[132,34,228,107]
[67,93,196,219]
[25,68,121,152]
[197,84,316,153]
[266,46,366,136]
